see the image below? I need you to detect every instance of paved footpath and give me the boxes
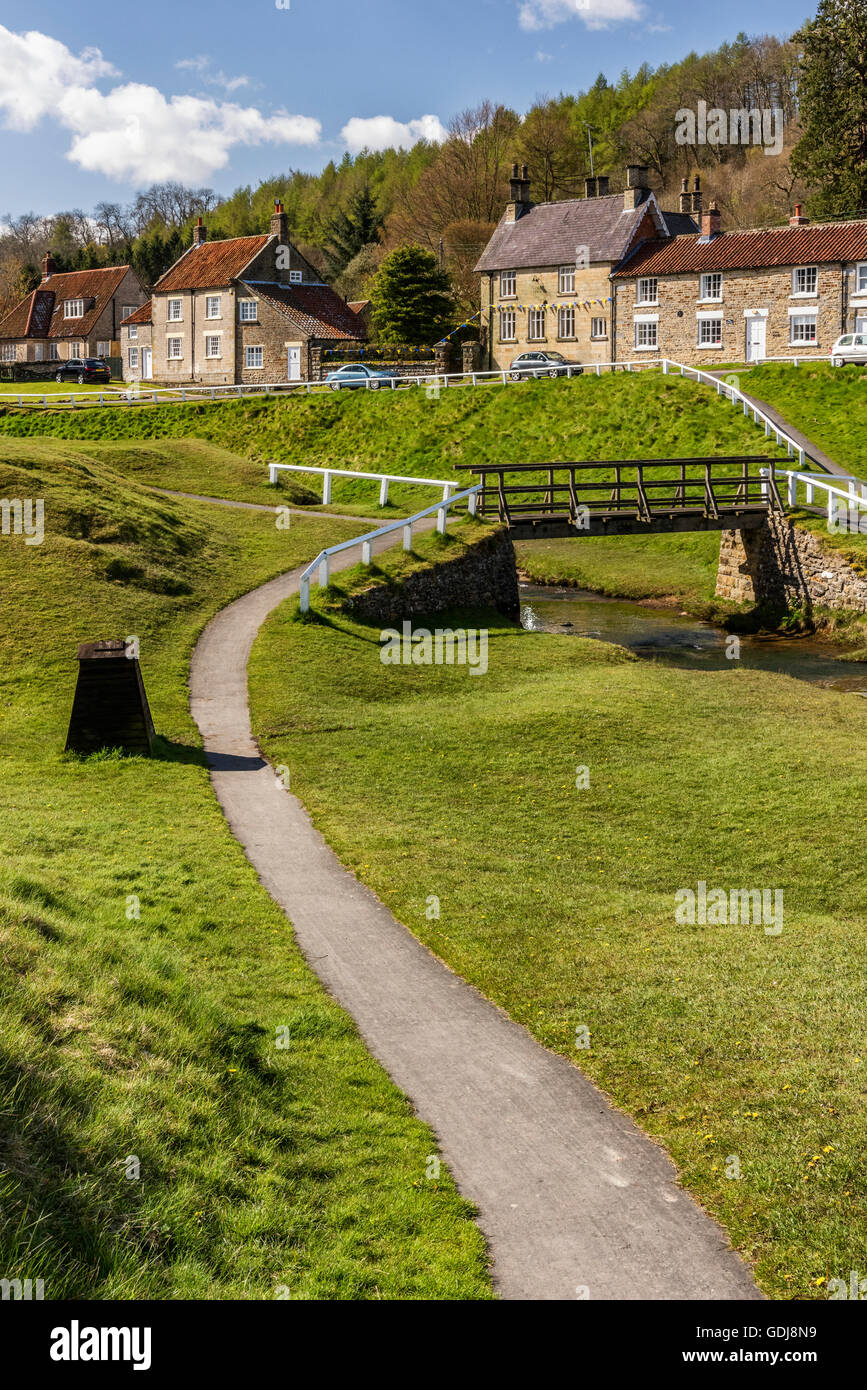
[189,530,762,1301]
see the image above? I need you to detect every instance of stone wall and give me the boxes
[716,513,867,613]
[345,526,520,623]
[484,261,614,372]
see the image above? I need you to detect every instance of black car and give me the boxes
[55,357,112,385]
[509,351,583,380]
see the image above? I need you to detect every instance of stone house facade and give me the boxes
[611,207,867,365]
[0,259,147,367]
[121,202,365,385]
[475,165,698,370]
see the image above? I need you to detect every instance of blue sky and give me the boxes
[0,0,810,216]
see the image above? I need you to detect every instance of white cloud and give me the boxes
[535,50,554,62]
[0,24,117,130]
[175,55,250,94]
[341,113,447,154]
[0,24,320,183]
[519,0,644,31]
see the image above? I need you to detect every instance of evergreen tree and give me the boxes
[367,246,453,345]
[791,0,867,217]
[323,187,383,277]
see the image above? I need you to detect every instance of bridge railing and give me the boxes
[297,484,482,613]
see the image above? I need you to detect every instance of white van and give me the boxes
[831,333,867,366]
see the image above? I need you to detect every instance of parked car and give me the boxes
[831,333,867,367]
[508,351,583,380]
[325,363,395,390]
[55,357,112,385]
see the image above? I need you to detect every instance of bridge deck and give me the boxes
[457,456,784,539]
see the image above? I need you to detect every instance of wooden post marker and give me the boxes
[65,639,155,756]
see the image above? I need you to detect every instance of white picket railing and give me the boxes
[661,358,820,468]
[768,468,867,520]
[298,484,482,614]
[267,462,456,507]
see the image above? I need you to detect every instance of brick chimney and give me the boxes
[41,252,56,281]
[270,198,289,243]
[691,175,703,216]
[789,203,810,226]
[679,177,691,214]
[623,164,650,210]
[701,201,722,239]
[192,216,207,247]
[595,175,610,197]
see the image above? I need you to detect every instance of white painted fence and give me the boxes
[769,468,867,521]
[661,358,817,468]
[267,462,456,506]
[298,484,482,614]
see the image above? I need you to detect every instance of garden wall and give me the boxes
[345,526,520,623]
[716,512,867,613]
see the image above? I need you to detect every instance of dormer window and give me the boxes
[64,298,85,318]
[289,271,302,284]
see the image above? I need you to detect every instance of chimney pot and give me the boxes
[270,197,290,247]
[789,203,810,226]
[595,174,610,197]
[691,174,703,215]
[507,165,532,220]
[623,164,650,210]
[585,176,598,199]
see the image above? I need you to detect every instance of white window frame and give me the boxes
[68,345,83,358]
[64,298,85,319]
[591,317,607,339]
[558,305,576,339]
[245,345,264,370]
[128,325,138,341]
[49,343,59,361]
[239,299,258,322]
[792,265,818,297]
[205,295,222,320]
[500,270,516,299]
[1,344,16,362]
[96,341,110,358]
[857,263,867,295]
[699,273,723,301]
[205,335,222,359]
[122,306,136,321]
[129,347,139,369]
[527,308,546,341]
[636,277,658,306]
[33,343,43,361]
[697,315,723,347]
[558,266,576,295]
[166,336,183,360]
[167,298,183,322]
[289,271,303,284]
[789,310,818,345]
[499,308,517,342]
[634,316,658,350]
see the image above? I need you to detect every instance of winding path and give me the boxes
[189,532,762,1302]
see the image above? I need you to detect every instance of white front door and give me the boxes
[287,346,301,381]
[142,347,153,380]
[746,317,766,363]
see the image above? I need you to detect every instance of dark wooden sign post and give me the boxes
[65,640,155,756]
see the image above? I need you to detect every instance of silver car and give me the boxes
[509,351,582,380]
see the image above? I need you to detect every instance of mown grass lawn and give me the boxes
[515,531,723,603]
[747,361,867,476]
[0,440,491,1300]
[249,539,867,1301]
[0,371,791,516]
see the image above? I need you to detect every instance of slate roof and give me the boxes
[245,282,366,340]
[0,265,132,341]
[612,220,867,276]
[474,194,695,273]
[154,235,270,292]
[121,300,153,326]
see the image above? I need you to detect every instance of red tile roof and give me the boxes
[248,282,366,340]
[121,300,152,326]
[613,220,867,276]
[0,265,133,340]
[154,236,270,292]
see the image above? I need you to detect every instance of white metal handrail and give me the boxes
[267,461,455,506]
[662,359,818,469]
[298,484,482,613]
[769,468,867,520]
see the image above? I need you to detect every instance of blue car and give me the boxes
[325,363,395,390]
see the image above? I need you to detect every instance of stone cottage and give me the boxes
[611,205,867,364]
[474,165,698,371]
[121,201,366,385]
[0,258,147,369]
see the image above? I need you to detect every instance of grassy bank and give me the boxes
[0,372,790,515]
[515,531,722,604]
[249,552,867,1301]
[746,362,867,476]
[0,441,491,1300]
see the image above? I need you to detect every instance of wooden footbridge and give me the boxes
[456,456,784,540]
